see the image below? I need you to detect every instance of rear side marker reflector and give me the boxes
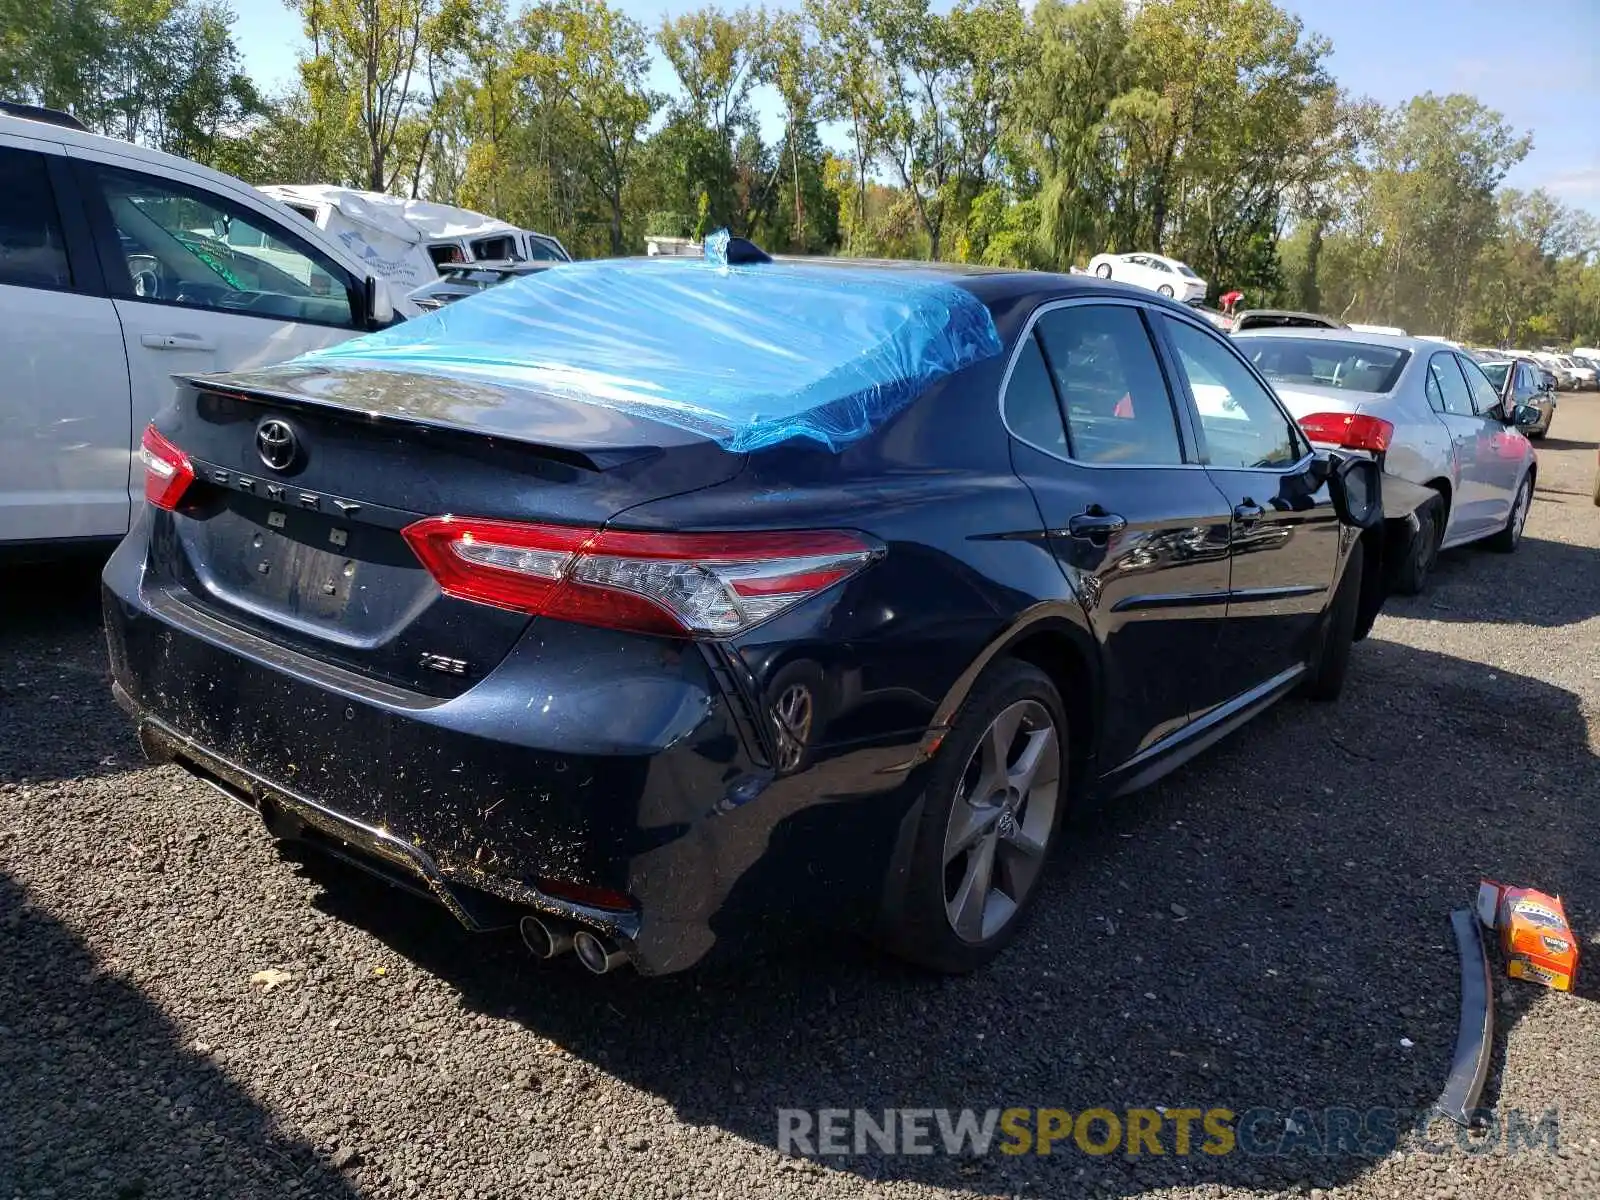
[1297,411,1395,453]
[140,424,195,510]
[402,516,881,637]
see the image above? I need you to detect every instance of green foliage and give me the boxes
[0,0,262,160]
[4,0,1597,346]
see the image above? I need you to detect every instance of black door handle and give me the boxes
[1067,509,1127,541]
[1233,500,1265,523]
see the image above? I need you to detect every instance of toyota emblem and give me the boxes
[255,418,299,472]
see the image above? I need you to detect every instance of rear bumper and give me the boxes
[101,529,924,975]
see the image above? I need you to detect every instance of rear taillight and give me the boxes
[401,516,881,637]
[1297,412,1394,453]
[140,424,194,510]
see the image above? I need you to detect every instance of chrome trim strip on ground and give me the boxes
[1435,908,1495,1128]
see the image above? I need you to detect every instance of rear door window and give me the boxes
[0,148,72,290]
[1427,353,1475,416]
[1456,355,1502,415]
[1033,304,1185,465]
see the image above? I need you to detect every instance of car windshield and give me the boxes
[1478,362,1511,389]
[1241,337,1411,393]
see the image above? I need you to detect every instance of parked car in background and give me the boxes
[1476,356,1557,438]
[408,260,557,310]
[1530,351,1580,390]
[1088,252,1207,302]
[1230,309,1347,333]
[1571,345,1600,365]
[0,105,413,558]
[1349,323,1408,336]
[261,184,570,293]
[103,261,1387,977]
[1235,330,1536,595]
[1554,355,1595,389]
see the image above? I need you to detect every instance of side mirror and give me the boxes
[1328,454,1383,530]
[1513,403,1541,428]
[364,275,395,327]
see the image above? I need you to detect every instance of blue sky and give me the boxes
[231,0,1600,214]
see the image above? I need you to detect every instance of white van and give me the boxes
[260,185,570,293]
[0,106,418,554]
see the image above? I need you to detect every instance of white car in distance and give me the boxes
[1087,253,1208,302]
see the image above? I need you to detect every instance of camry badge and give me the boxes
[255,418,298,472]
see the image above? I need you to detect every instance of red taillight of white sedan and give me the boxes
[1297,412,1395,454]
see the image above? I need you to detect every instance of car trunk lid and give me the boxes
[146,364,744,697]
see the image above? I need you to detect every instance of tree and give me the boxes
[1364,94,1531,335]
[657,6,766,145]
[808,0,885,252]
[0,0,262,164]
[291,0,471,192]
[518,0,659,254]
[1011,0,1135,268]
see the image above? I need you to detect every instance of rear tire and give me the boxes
[884,660,1067,974]
[1095,263,1113,278]
[1302,541,1363,702]
[1486,473,1532,553]
[1392,494,1443,595]
[1158,284,1175,298]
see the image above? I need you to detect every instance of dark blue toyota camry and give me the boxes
[103,255,1386,976]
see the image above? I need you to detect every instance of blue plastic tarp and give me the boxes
[297,251,1002,452]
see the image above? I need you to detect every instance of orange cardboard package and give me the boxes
[1492,885,1579,991]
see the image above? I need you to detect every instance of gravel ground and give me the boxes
[3,402,1599,1200]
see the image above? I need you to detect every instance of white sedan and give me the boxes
[1088,252,1207,302]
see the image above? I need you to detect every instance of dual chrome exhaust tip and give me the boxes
[519,915,629,975]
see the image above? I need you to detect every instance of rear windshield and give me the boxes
[1479,362,1511,389]
[1240,337,1411,393]
[1177,263,1199,278]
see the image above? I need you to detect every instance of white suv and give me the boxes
[0,107,417,555]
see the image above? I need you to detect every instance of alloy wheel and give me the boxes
[942,700,1060,943]
[1512,478,1531,543]
[772,682,814,773]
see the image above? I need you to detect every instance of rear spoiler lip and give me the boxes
[1434,907,1495,1128]
[176,372,684,474]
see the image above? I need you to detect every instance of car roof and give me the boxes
[764,256,1197,311]
[0,112,268,201]
[1230,327,1450,352]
